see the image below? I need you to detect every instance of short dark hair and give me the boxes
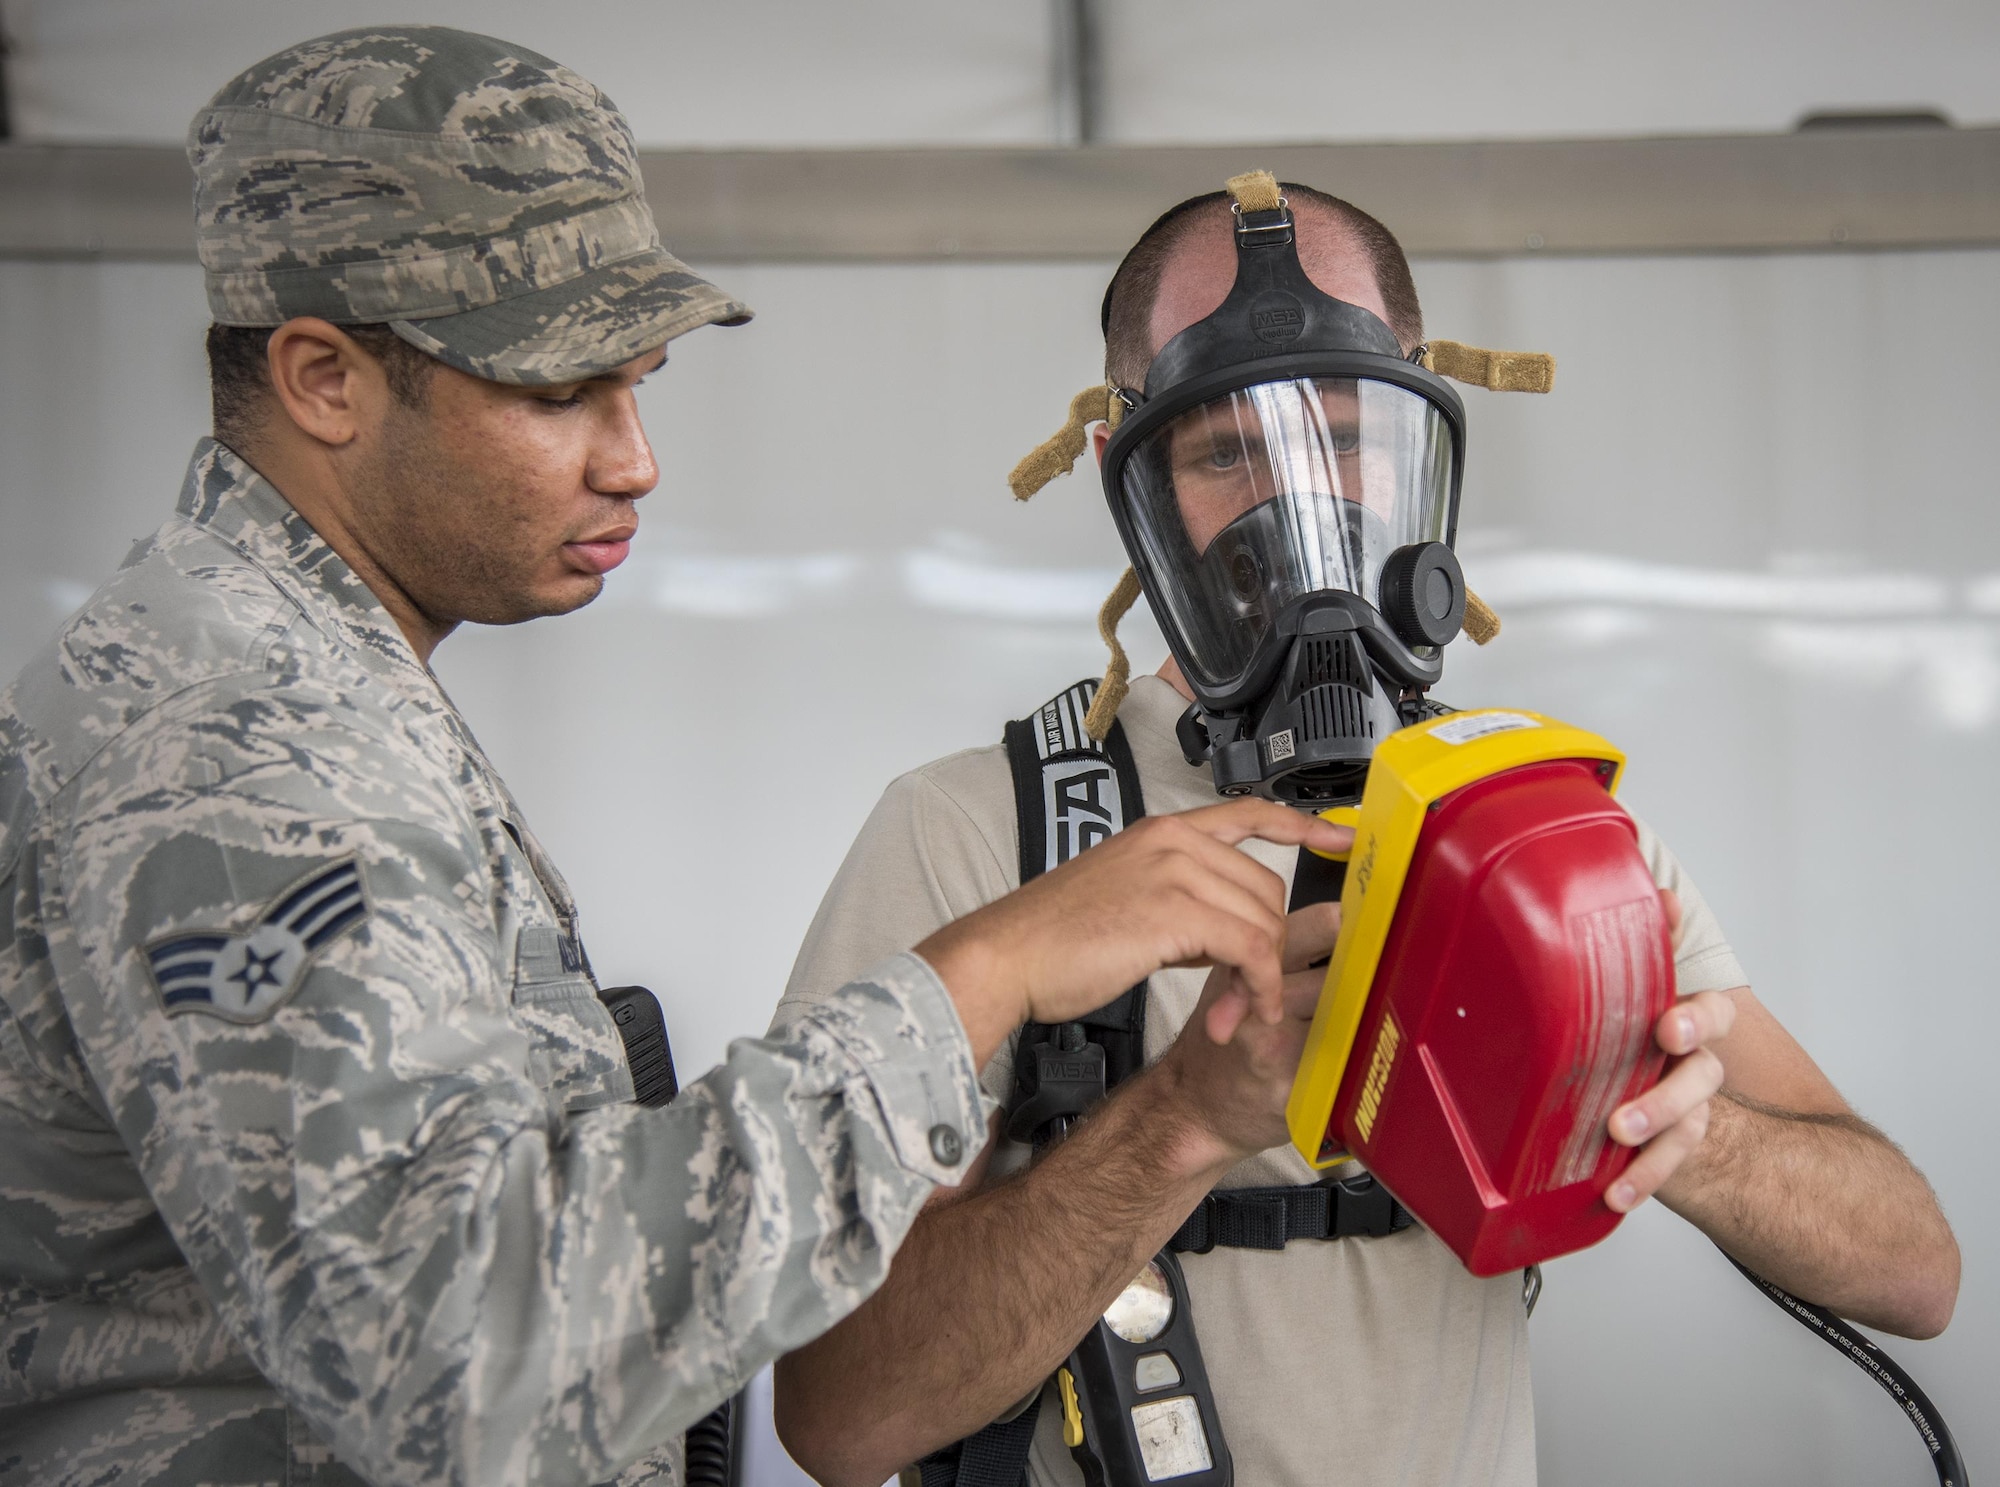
[1102,184,1424,390]
[206,322,438,453]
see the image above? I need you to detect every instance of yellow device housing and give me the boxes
[1285,709,1627,1169]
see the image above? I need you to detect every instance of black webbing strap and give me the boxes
[919,1396,1042,1487]
[1002,678,1149,887]
[1003,679,1152,1104]
[1169,1173,1412,1254]
[930,681,1145,1487]
[1287,838,1347,915]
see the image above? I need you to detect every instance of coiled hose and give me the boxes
[1728,1252,1967,1486]
[683,1396,735,1487]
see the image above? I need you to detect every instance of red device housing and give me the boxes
[1331,759,1677,1275]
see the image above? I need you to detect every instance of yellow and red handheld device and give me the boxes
[1286,709,1676,1276]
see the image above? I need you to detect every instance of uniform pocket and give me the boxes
[511,925,635,1113]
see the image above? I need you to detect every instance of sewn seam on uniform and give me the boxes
[0,994,103,1121]
[152,520,353,676]
[187,526,439,713]
[806,959,976,1112]
[1671,948,1749,996]
[807,1019,950,1180]
[197,101,624,147]
[36,664,278,824]
[910,770,1016,905]
[802,960,983,1178]
[203,197,654,291]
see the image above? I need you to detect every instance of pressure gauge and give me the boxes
[1103,1261,1174,1343]
[1059,1249,1231,1484]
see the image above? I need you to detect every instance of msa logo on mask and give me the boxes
[1043,762,1125,873]
[1248,289,1307,344]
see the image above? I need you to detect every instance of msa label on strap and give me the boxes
[1028,680,1130,873]
[1034,682,1106,761]
[1042,760,1124,873]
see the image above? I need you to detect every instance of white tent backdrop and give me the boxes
[3,241,1993,1487]
[7,0,2000,145]
[3,1,1996,1483]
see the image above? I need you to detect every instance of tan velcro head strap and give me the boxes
[1421,341,1556,394]
[1461,587,1501,645]
[1412,342,1530,639]
[1083,568,1143,739]
[1008,385,1126,502]
[1225,169,1283,214]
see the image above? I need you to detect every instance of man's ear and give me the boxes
[265,319,387,449]
[1091,421,1112,467]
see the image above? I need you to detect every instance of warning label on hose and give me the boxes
[1429,711,1540,745]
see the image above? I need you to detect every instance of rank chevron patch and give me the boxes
[144,858,369,1022]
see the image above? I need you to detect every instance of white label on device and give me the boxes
[1131,1396,1213,1480]
[1429,711,1540,745]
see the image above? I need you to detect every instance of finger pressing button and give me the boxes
[929,1123,964,1166]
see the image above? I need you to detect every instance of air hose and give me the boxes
[682,1396,735,1487]
[1727,1252,1967,1486]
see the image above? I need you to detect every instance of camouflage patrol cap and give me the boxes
[187,26,751,386]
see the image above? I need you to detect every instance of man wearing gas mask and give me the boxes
[769,176,1960,1487]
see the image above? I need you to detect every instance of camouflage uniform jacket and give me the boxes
[0,440,989,1487]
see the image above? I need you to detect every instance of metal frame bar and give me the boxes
[4,127,1998,263]
[1050,0,1103,147]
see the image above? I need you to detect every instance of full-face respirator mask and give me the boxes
[1007,172,1533,765]
[1097,187,1470,805]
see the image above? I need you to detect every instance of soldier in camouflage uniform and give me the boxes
[0,27,1343,1487]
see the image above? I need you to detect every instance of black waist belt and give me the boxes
[1169,1173,1413,1254]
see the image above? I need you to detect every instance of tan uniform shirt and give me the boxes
[776,673,1747,1487]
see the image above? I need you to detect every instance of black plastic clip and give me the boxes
[1005,1027,1107,1144]
[1330,1171,1410,1238]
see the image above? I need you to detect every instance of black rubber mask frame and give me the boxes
[1100,198,1469,715]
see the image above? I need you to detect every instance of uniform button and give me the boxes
[928,1123,963,1166]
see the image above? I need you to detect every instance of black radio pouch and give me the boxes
[599,984,678,1107]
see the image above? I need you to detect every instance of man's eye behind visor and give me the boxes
[1115,376,1458,695]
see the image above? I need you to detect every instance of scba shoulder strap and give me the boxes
[936,683,1376,1487]
[1005,678,1146,885]
[926,681,1156,1487]
[1003,679,1151,1136]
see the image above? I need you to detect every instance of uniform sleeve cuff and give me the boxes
[812,950,996,1185]
[1675,946,1749,996]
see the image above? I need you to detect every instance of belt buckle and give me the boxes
[1331,1172,1395,1238]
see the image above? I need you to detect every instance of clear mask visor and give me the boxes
[1116,376,1456,693]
